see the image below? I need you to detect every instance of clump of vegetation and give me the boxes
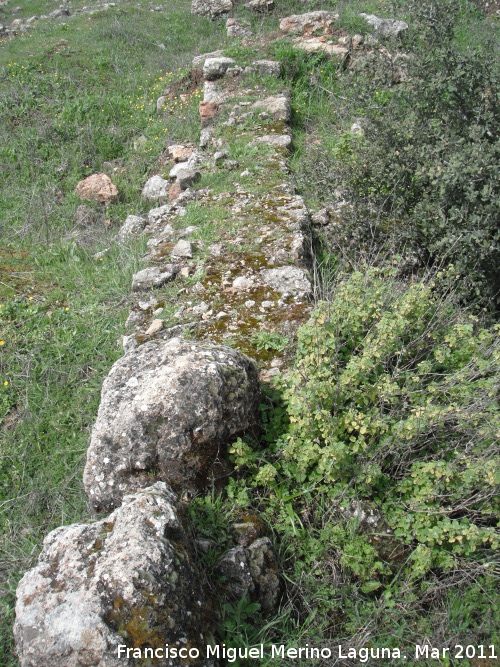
[287,0,500,311]
[221,266,499,658]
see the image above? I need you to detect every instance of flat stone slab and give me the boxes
[260,266,311,297]
[252,94,291,122]
[252,134,292,148]
[131,266,178,291]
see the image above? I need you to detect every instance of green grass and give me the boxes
[0,1,226,242]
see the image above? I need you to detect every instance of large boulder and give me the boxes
[14,483,213,667]
[76,173,118,205]
[191,0,233,18]
[84,338,260,512]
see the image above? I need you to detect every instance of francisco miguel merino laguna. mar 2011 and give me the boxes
[117,643,499,662]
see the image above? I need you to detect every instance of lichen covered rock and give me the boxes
[14,483,212,667]
[117,215,146,242]
[217,537,279,611]
[203,57,236,81]
[260,266,311,297]
[84,338,260,511]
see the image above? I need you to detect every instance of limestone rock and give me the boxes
[249,60,281,77]
[311,208,330,226]
[156,95,167,112]
[84,338,260,511]
[131,266,178,291]
[293,38,348,61]
[252,94,291,122]
[169,162,200,189]
[48,7,70,18]
[232,276,253,291]
[191,0,233,18]
[279,11,339,36]
[76,173,118,205]
[117,215,146,242]
[147,204,173,226]
[204,80,226,104]
[200,126,214,149]
[217,537,279,611]
[14,483,212,667]
[253,134,292,149]
[145,319,164,336]
[226,18,252,39]
[171,239,193,259]
[247,537,280,611]
[359,13,408,37]
[203,57,236,81]
[260,266,311,297]
[217,547,254,599]
[168,144,195,163]
[192,50,223,69]
[141,175,170,202]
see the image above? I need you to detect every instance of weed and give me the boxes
[250,331,288,353]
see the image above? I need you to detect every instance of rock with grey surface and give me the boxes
[117,215,146,242]
[359,13,408,37]
[217,537,279,611]
[279,11,339,36]
[14,483,212,667]
[84,338,260,511]
[131,266,178,291]
[191,0,233,17]
[260,266,311,297]
[203,57,236,81]
[252,94,291,122]
[141,175,170,202]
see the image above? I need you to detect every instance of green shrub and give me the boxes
[273,267,499,574]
